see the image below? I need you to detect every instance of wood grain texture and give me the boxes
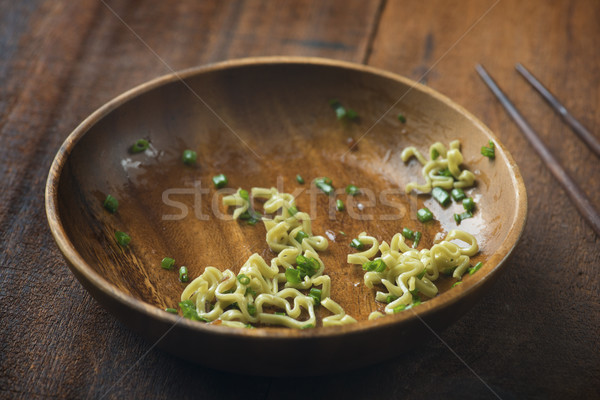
[1,0,598,398]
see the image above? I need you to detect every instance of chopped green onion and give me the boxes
[417,269,426,279]
[247,303,257,317]
[296,255,320,278]
[397,114,407,123]
[182,149,197,165]
[454,211,473,225]
[165,308,177,314]
[463,197,475,212]
[437,168,453,178]
[314,177,334,195]
[131,139,149,153]
[103,194,118,213]
[432,187,451,207]
[301,324,314,329]
[245,324,255,329]
[309,288,322,306]
[212,174,228,189]
[468,262,483,275]
[288,206,298,215]
[431,148,439,160]
[362,259,387,273]
[161,257,175,270]
[386,295,398,303]
[412,297,422,307]
[237,274,250,285]
[412,231,422,248]
[402,227,415,240]
[452,281,462,288]
[345,184,360,196]
[346,109,358,120]
[481,140,495,159]
[239,189,249,201]
[296,174,305,184]
[295,230,309,243]
[336,199,345,211]
[179,299,208,322]
[417,208,434,222]
[115,231,130,247]
[393,304,407,313]
[179,266,189,282]
[285,268,301,284]
[246,217,259,226]
[350,238,364,250]
[451,188,466,202]
[339,231,346,236]
[245,287,257,297]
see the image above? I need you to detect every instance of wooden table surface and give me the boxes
[1,1,598,399]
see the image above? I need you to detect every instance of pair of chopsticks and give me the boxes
[476,64,600,236]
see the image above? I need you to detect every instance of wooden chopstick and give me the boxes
[475,64,600,237]
[515,63,600,159]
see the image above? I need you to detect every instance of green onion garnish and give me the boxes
[451,188,466,202]
[288,206,298,216]
[103,194,118,213]
[296,174,305,184]
[452,281,462,288]
[345,184,360,196]
[115,231,130,247]
[179,266,189,282]
[386,295,398,303]
[432,187,451,207]
[454,211,473,225]
[296,255,320,278]
[314,177,334,195]
[393,304,407,313]
[346,109,358,120]
[339,231,346,236]
[301,324,314,329]
[182,149,197,165]
[431,148,439,160]
[178,299,208,322]
[412,231,422,248]
[309,288,322,306]
[481,140,495,159]
[247,303,257,317]
[397,114,407,123]
[165,308,177,314]
[130,139,149,153]
[245,287,257,297]
[417,269,426,279]
[237,274,250,285]
[330,100,358,121]
[285,268,301,284]
[295,230,309,243]
[245,324,255,329]
[468,262,483,275]
[463,197,475,212]
[402,227,415,240]
[350,238,364,250]
[212,174,228,189]
[362,259,387,273]
[336,199,345,211]
[239,189,249,201]
[417,208,434,222]
[161,257,175,270]
[437,168,453,178]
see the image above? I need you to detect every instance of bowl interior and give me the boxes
[52,59,525,331]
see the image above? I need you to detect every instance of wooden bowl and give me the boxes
[45,57,527,375]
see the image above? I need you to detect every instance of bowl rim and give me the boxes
[45,56,527,340]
